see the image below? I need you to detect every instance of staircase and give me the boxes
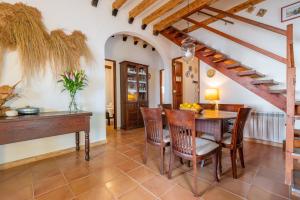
[161,25,300,196]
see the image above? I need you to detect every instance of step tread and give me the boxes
[269,89,287,94]
[292,170,300,197]
[251,79,278,85]
[237,70,265,77]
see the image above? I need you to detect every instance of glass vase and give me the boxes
[69,93,79,112]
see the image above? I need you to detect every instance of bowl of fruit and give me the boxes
[179,103,203,114]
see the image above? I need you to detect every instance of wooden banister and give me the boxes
[285,24,296,185]
[205,6,287,36]
[184,17,287,64]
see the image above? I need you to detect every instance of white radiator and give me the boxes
[244,112,285,144]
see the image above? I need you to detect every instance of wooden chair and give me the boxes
[220,107,252,179]
[140,107,170,175]
[158,104,172,109]
[165,109,220,196]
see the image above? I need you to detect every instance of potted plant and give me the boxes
[58,69,87,112]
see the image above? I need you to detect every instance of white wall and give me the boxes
[105,35,163,127]
[0,0,176,164]
[105,60,114,106]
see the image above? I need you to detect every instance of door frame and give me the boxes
[159,69,164,105]
[105,59,117,129]
[171,56,183,108]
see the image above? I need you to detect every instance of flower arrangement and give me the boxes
[58,69,87,112]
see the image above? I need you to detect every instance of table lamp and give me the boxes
[205,88,220,110]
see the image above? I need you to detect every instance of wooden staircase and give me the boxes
[161,26,287,111]
[161,25,300,195]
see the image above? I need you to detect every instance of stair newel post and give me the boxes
[286,24,296,185]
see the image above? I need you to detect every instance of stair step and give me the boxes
[237,70,265,77]
[251,80,278,85]
[292,170,300,197]
[213,57,227,63]
[269,89,287,94]
[224,62,241,69]
[295,129,300,136]
[292,148,300,159]
[203,50,216,57]
[195,44,207,51]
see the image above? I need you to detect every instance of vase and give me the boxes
[69,93,79,112]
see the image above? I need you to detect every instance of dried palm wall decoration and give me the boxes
[0,3,93,78]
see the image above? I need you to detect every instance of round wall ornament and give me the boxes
[207,69,216,78]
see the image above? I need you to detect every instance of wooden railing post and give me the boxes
[285,24,296,185]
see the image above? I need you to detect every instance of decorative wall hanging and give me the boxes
[207,69,216,78]
[0,82,19,116]
[256,8,267,17]
[0,3,93,78]
[281,1,300,22]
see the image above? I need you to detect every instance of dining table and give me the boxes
[163,109,237,142]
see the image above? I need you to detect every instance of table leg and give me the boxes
[76,132,80,151]
[85,131,90,161]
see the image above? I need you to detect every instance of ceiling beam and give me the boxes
[91,0,99,7]
[205,6,286,36]
[141,0,185,30]
[153,0,216,35]
[112,0,128,16]
[128,0,159,24]
[184,0,265,33]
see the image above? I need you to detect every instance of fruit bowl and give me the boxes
[179,103,203,114]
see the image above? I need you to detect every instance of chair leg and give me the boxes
[168,150,174,179]
[192,159,199,197]
[143,142,148,164]
[213,149,220,182]
[180,158,184,165]
[238,147,245,168]
[230,149,237,179]
[160,147,165,175]
[219,148,223,175]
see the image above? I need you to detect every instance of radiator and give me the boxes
[244,112,285,143]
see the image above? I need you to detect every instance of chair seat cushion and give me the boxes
[222,136,232,145]
[196,138,219,156]
[200,132,231,141]
[163,129,170,143]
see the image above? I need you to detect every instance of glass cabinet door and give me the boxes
[127,65,138,102]
[138,66,147,102]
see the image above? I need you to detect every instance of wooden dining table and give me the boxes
[163,109,237,142]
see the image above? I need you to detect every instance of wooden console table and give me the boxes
[0,111,93,161]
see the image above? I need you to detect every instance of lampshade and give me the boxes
[205,88,220,101]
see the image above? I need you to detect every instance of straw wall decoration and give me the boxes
[0,3,93,79]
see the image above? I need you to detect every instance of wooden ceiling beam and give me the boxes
[91,0,99,7]
[153,0,216,34]
[205,6,286,36]
[183,0,265,33]
[112,0,128,16]
[141,0,185,30]
[128,0,159,24]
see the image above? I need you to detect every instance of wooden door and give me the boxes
[172,61,183,109]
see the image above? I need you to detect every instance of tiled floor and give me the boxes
[0,126,295,200]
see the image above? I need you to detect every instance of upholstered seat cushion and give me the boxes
[200,132,231,141]
[222,136,232,145]
[163,129,170,143]
[195,138,219,156]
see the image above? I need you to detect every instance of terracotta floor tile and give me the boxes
[36,186,74,200]
[247,186,288,200]
[34,174,67,196]
[253,174,289,197]
[160,185,198,200]
[118,186,156,200]
[202,187,244,200]
[70,174,106,195]
[142,175,175,197]
[105,174,138,198]
[116,160,141,172]
[174,173,211,195]
[127,166,156,183]
[1,185,33,200]
[76,185,114,200]
[122,149,142,157]
[63,165,90,182]
[218,176,251,198]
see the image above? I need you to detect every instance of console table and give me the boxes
[0,111,93,161]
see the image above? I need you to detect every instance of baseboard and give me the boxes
[244,137,282,148]
[0,140,107,170]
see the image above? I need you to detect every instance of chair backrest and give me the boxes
[158,104,172,110]
[219,104,244,112]
[199,103,216,110]
[165,109,196,157]
[140,107,164,145]
[231,108,252,147]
